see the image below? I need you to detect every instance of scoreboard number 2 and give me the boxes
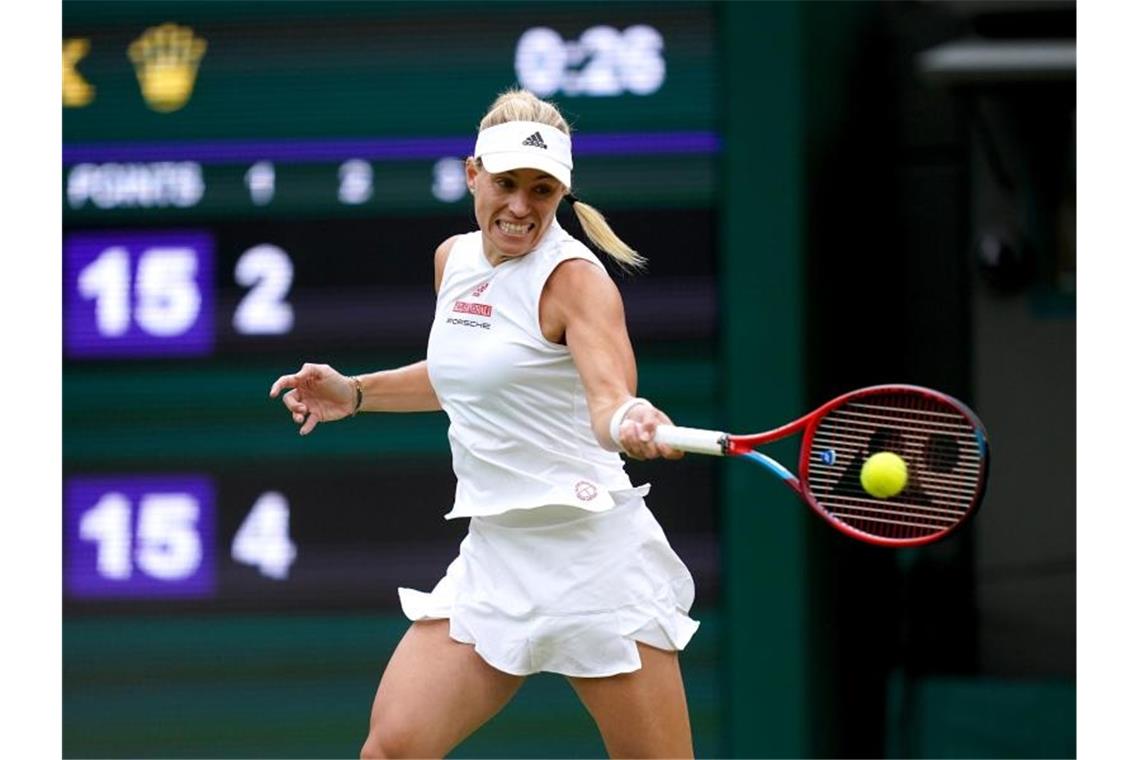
[65,231,295,358]
[233,243,295,335]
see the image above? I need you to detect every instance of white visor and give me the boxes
[474,121,573,189]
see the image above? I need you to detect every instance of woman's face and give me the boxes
[466,159,565,265]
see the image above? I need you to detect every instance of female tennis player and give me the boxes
[270,88,699,758]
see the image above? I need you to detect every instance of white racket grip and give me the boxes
[654,425,727,456]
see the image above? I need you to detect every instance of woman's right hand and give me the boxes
[269,363,356,435]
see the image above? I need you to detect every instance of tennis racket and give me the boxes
[654,384,989,547]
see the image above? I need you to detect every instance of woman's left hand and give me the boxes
[614,402,684,461]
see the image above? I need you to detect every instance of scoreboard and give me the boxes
[63,1,722,613]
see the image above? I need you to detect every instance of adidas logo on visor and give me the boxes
[521,131,548,149]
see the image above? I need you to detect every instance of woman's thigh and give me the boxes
[361,619,525,759]
[566,642,693,759]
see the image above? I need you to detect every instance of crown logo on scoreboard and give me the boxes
[128,23,207,113]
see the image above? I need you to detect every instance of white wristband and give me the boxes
[608,397,651,453]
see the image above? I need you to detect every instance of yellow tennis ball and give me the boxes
[860,452,908,499]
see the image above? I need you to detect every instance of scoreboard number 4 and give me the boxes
[231,491,297,580]
[68,479,297,599]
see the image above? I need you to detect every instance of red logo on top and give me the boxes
[454,301,492,317]
[471,281,490,298]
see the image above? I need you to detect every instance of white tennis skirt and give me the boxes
[398,488,700,678]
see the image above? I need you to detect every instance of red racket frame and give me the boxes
[724,384,989,547]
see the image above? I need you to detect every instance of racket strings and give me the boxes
[816,430,980,477]
[806,393,984,541]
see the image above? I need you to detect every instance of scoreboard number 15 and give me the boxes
[66,476,297,599]
[65,231,295,358]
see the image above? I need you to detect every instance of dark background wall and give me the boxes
[792,2,1075,756]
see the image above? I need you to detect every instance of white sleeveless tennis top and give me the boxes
[426,219,641,519]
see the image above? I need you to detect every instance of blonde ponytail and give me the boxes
[567,197,646,270]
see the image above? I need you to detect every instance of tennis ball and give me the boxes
[860,452,908,499]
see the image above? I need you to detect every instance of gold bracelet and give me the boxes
[350,375,364,417]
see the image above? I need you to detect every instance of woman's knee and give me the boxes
[359,716,421,760]
[359,732,385,760]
